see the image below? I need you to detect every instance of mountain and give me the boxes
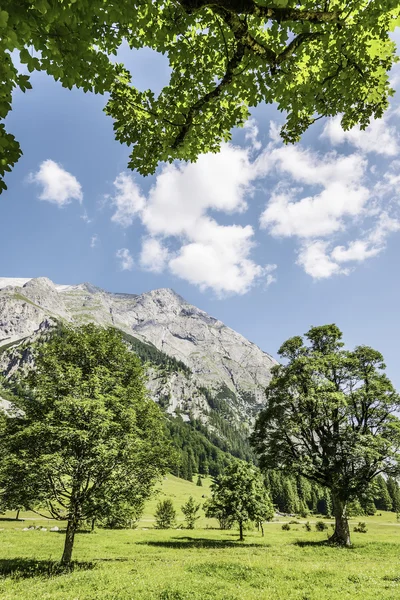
[0,276,277,471]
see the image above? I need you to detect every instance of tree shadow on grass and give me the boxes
[294,540,355,549]
[137,537,268,550]
[0,558,95,580]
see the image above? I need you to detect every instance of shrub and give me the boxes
[181,496,201,529]
[281,523,291,531]
[303,521,312,532]
[289,520,300,524]
[315,520,328,532]
[354,521,368,533]
[155,499,176,529]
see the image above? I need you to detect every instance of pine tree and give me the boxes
[387,477,400,513]
[374,475,393,511]
[181,496,201,529]
[154,499,176,529]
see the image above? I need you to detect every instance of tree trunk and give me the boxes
[329,495,351,547]
[91,518,96,532]
[260,522,264,537]
[15,509,20,520]
[239,520,244,541]
[61,518,78,564]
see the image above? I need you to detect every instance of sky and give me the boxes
[2,37,400,388]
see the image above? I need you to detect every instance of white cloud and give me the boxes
[116,248,134,271]
[30,159,82,206]
[140,238,169,273]
[90,234,99,249]
[259,147,369,239]
[331,240,380,263]
[110,173,145,227]
[244,118,262,151]
[168,222,266,296]
[265,265,277,286]
[142,144,253,238]
[297,241,349,279]
[268,121,282,145]
[321,113,399,157]
[257,140,400,279]
[111,144,268,295]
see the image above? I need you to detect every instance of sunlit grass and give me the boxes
[0,475,399,599]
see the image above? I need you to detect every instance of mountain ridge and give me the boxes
[0,276,277,439]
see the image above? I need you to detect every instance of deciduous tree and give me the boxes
[0,325,171,563]
[251,325,400,546]
[1,1,400,190]
[206,461,273,541]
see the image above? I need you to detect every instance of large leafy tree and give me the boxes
[205,461,274,540]
[0,324,172,563]
[1,1,399,191]
[251,324,400,546]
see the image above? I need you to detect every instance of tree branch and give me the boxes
[180,0,339,23]
[171,42,245,149]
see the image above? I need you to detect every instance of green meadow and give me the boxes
[0,474,399,600]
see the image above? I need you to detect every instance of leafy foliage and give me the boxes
[0,324,172,562]
[181,496,201,529]
[205,461,274,540]
[155,498,177,529]
[1,1,400,190]
[252,324,400,546]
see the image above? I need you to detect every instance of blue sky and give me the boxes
[2,41,400,388]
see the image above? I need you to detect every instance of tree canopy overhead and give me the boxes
[1,0,399,191]
[251,324,400,546]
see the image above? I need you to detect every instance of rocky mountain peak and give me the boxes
[0,276,277,420]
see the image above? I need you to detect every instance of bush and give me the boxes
[281,523,291,531]
[289,520,300,524]
[315,520,328,532]
[354,521,368,533]
[303,521,312,532]
[155,499,176,529]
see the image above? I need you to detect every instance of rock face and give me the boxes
[0,277,277,423]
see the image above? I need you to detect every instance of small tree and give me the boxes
[196,475,202,487]
[155,499,176,529]
[181,496,201,529]
[203,497,234,530]
[207,461,274,541]
[252,325,400,547]
[0,325,171,563]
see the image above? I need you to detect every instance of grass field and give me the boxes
[1,475,400,600]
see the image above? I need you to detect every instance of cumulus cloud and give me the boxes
[110,173,145,227]
[259,147,369,239]
[258,140,400,279]
[116,248,134,271]
[244,118,262,151]
[108,117,400,287]
[321,113,399,157]
[30,159,82,206]
[140,238,169,273]
[297,241,349,279]
[110,144,270,295]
